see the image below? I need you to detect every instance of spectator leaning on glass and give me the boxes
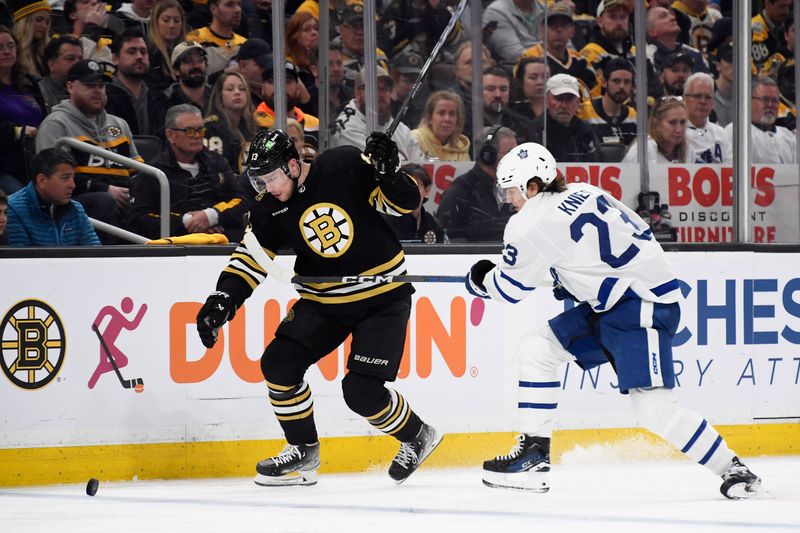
[531,73,604,163]
[624,96,693,164]
[5,148,101,246]
[725,76,797,165]
[411,91,470,161]
[683,72,731,164]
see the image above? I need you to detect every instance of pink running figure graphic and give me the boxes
[88,297,147,392]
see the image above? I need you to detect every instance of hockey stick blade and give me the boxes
[242,231,295,283]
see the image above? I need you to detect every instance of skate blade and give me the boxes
[723,480,768,500]
[482,470,549,492]
[393,432,445,485]
[254,469,318,487]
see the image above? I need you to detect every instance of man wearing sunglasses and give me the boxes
[128,104,249,240]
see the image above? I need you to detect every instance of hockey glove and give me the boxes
[552,281,578,302]
[364,132,401,183]
[196,291,235,348]
[466,259,495,299]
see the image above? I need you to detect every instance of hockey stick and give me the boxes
[241,231,465,285]
[91,324,144,393]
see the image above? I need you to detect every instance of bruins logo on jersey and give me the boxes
[300,202,353,257]
[0,299,66,390]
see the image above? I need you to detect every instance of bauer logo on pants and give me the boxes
[0,299,66,390]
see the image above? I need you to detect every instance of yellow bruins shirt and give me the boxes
[751,13,783,69]
[521,44,599,99]
[185,27,247,49]
[216,145,420,310]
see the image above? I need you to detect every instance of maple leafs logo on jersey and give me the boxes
[517,149,528,159]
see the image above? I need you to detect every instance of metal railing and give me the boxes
[54,137,171,238]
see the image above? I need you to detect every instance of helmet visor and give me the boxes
[247,167,288,194]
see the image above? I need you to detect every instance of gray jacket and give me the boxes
[483,0,544,66]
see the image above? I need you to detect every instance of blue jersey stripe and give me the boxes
[499,270,536,291]
[518,402,558,409]
[492,273,520,303]
[699,435,723,465]
[681,419,707,454]
[596,277,619,310]
[652,278,680,296]
[518,381,560,388]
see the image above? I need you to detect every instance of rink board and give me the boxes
[1,251,799,486]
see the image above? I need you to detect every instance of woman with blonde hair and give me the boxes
[411,90,470,161]
[12,0,51,78]
[146,0,186,91]
[205,71,259,173]
[623,96,693,163]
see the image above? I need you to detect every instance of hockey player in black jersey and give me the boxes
[196,129,443,485]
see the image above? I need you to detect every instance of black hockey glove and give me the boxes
[196,291,235,348]
[465,259,495,299]
[552,281,577,302]
[364,132,401,183]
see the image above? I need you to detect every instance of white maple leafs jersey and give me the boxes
[484,183,682,311]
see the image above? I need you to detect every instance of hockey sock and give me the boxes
[517,326,575,438]
[267,380,318,444]
[630,387,735,475]
[366,388,422,443]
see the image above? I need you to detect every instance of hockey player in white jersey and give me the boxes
[465,142,763,499]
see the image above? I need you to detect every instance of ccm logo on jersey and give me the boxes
[342,275,394,283]
[354,354,389,366]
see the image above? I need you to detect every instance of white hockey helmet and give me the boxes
[497,142,558,199]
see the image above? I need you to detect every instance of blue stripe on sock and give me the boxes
[682,419,707,454]
[699,435,723,465]
[518,381,560,388]
[518,402,558,409]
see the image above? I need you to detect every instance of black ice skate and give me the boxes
[388,423,443,484]
[254,442,320,486]
[720,456,763,499]
[482,434,550,492]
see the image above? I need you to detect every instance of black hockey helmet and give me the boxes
[245,128,300,179]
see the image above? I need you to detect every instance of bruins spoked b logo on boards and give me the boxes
[0,300,66,390]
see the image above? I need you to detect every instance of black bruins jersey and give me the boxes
[217,145,419,310]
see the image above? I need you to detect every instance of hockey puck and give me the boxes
[86,478,99,496]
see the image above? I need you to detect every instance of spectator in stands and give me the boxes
[483,0,543,67]
[671,0,722,54]
[116,0,154,34]
[509,57,547,121]
[580,0,633,76]
[390,49,427,130]
[684,72,731,163]
[285,10,319,116]
[659,51,693,96]
[106,28,152,136]
[36,59,141,236]
[230,37,271,106]
[204,71,257,173]
[645,5,707,74]
[581,57,637,149]
[624,96,693,163]
[411,90,470,161]
[184,0,246,76]
[325,42,352,121]
[11,0,51,78]
[64,0,124,63]
[128,104,249,240]
[751,0,793,70]
[480,66,536,144]
[378,0,465,59]
[0,189,6,244]
[151,41,210,136]
[39,35,83,113]
[532,73,603,162]
[712,42,734,127]
[0,26,45,194]
[145,0,186,92]
[329,66,423,163]
[337,2,389,88]
[383,162,445,244]
[451,42,494,137]
[5,148,101,246]
[286,117,314,162]
[255,59,320,156]
[436,126,516,242]
[520,2,598,99]
[725,76,797,164]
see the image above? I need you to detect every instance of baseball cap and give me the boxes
[546,73,580,97]
[392,50,424,75]
[262,60,300,81]
[234,38,271,61]
[596,0,632,18]
[67,59,113,83]
[171,41,206,67]
[341,1,364,24]
[663,51,693,69]
[356,65,393,88]
[546,1,574,21]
